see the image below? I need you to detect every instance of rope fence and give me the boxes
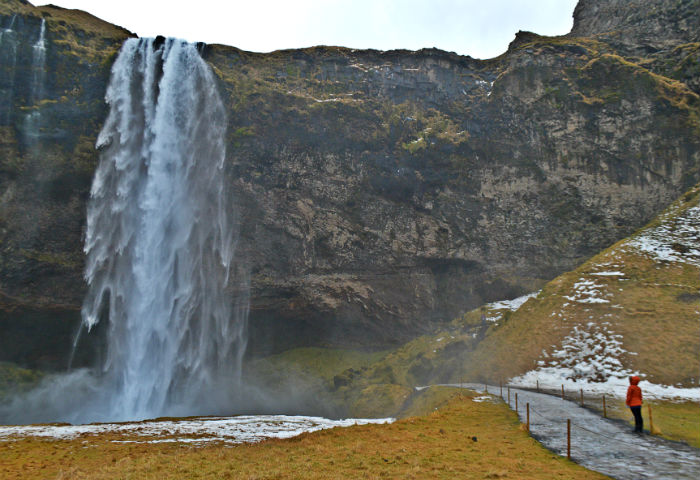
[475,380,661,461]
[500,380,659,425]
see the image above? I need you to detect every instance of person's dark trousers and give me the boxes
[630,406,643,433]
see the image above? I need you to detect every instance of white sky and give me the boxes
[38,0,579,59]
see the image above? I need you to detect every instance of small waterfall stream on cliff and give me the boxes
[24,18,45,139]
[75,37,248,422]
[0,15,18,124]
[0,15,16,43]
[30,19,45,98]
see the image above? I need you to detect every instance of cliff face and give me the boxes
[0,1,132,368]
[570,0,700,93]
[0,0,698,366]
[570,0,699,49]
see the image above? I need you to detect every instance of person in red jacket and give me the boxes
[626,375,643,433]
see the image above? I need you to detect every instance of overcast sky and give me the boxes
[38,0,579,59]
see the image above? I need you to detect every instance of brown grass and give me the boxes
[0,388,608,479]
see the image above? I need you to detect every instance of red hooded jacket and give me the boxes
[626,376,642,407]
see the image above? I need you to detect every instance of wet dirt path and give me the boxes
[460,384,700,480]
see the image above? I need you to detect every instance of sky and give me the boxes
[38,0,580,59]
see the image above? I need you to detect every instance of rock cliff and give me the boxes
[570,0,700,93]
[0,0,698,367]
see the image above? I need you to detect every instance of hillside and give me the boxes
[465,184,700,390]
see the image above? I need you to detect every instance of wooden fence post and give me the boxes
[526,403,530,432]
[500,381,503,397]
[508,387,510,405]
[536,379,539,392]
[567,419,571,460]
[561,384,565,399]
[515,392,518,412]
[603,395,607,418]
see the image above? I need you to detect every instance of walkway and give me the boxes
[458,384,700,480]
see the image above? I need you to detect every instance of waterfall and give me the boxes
[76,37,248,422]
[30,18,45,103]
[0,15,18,124]
[0,14,17,41]
[24,18,46,140]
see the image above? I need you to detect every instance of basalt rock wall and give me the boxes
[0,0,698,366]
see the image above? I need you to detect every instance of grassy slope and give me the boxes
[0,388,608,480]
[462,184,700,386]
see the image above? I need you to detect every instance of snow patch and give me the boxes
[0,415,394,444]
[487,291,539,312]
[511,370,700,401]
[563,280,609,304]
[471,395,495,403]
[510,320,700,401]
[625,204,700,266]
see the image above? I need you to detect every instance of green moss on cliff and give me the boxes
[1,2,131,61]
[0,127,22,174]
[19,248,80,269]
[0,361,44,399]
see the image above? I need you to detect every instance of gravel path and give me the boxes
[460,384,700,480]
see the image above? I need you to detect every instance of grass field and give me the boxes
[0,387,609,479]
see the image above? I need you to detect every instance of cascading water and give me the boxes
[0,14,17,44]
[30,18,45,102]
[75,37,248,422]
[24,18,46,139]
[0,36,249,426]
[0,15,18,124]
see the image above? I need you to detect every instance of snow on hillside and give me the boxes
[482,291,540,322]
[625,203,700,267]
[510,293,700,401]
[509,194,700,401]
[488,291,540,312]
